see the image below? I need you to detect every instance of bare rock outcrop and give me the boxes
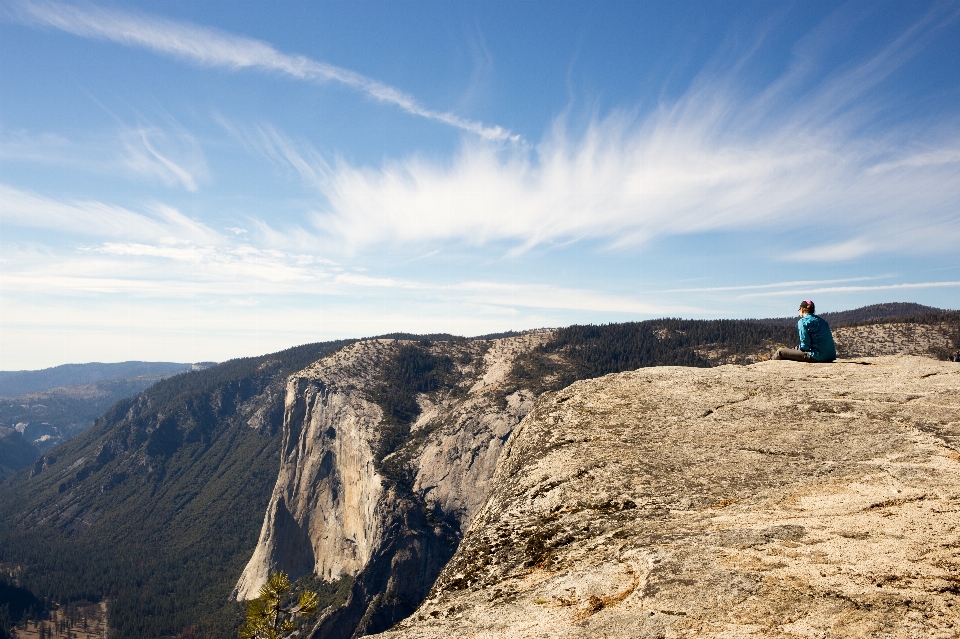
[374,356,960,638]
[834,322,956,359]
[412,336,541,530]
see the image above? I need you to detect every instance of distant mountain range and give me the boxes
[0,304,957,638]
[0,361,207,398]
[0,362,213,480]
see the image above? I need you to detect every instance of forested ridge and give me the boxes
[504,306,959,396]
[780,302,949,327]
[0,340,354,639]
[369,342,465,481]
[505,318,797,395]
[0,375,193,481]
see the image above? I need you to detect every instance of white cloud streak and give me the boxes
[9,0,521,143]
[120,126,203,191]
[1,121,207,191]
[0,184,219,242]
[0,130,74,164]
[741,281,960,299]
[657,276,890,294]
[303,8,960,259]
[785,239,875,262]
[0,234,681,315]
[214,117,328,189]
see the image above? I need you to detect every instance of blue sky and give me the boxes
[2,1,960,369]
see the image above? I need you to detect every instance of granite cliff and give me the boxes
[373,356,960,638]
[236,335,546,638]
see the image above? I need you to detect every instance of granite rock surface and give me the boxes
[373,356,960,638]
[834,322,956,359]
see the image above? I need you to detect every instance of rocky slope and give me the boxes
[373,356,960,638]
[834,322,958,359]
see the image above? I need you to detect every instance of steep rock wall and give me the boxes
[236,334,547,636]
[413,389,534,531]
[236,342,389,598]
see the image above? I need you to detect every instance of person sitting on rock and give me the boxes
[772,300,836,362]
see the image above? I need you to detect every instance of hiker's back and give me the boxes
[799,314,836,362]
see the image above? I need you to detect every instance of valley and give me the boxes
[0,363,201,481]
[11,601,106,639]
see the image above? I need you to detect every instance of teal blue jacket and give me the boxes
[798,314,836,362]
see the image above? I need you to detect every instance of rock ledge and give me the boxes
[374,356,960,638]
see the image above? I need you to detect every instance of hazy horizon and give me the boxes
[1,300,953,373]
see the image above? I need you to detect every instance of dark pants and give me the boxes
[772,348,816,362]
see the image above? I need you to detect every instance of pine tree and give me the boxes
[238,573,319,639]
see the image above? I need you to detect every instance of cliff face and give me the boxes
[235,335,546,636]
[411,336,540,531]
[235,369,384,597]
[374,356,960,638]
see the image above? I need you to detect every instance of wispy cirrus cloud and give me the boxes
[7,0,521,143]
[786,240,876,262]
[1,231,678,315]
[214,117,328,189]
[1,121,207,191]
[300,6,960,259]
[128,5,960,263]
[0,130,74,165]
[119,125,206,192]
[740,280,960,299]
[0,184,219,242]
[213,99,960,261]
[313,112,960,258]
[657,276,891,294]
